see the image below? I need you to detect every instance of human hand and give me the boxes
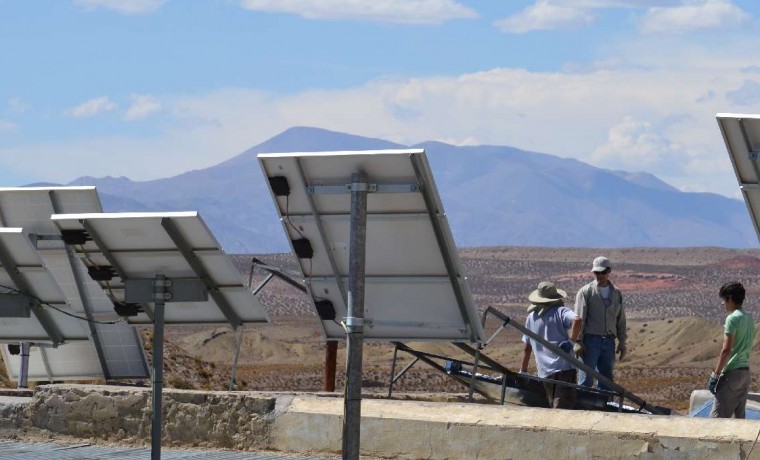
[558,340,573,353]
[616,342,627,361]
[707,372,719,394]
[573,341,584,358]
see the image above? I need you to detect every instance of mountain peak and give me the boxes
[220,126,407,167]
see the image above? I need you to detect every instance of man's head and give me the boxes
[719,281,745,310]
[591,256,612,286]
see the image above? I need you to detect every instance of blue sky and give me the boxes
[2,0,760,198]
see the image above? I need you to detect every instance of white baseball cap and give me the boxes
[591,256,611,273]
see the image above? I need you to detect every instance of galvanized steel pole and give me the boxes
[151,274,166,460]
[342,172,368,460]
[17,342,30,388]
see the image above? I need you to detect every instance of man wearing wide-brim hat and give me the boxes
[520,281,583,409]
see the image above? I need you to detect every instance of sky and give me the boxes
[2,0,760,198]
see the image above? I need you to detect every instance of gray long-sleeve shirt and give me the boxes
[574,280,627,343]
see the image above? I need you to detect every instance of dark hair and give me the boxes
[719,281,745,307]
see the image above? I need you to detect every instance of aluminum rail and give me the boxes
[250,257,307,294]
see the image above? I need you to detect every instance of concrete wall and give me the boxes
[4,384,760,459]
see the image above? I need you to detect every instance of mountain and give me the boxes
[63,126,756,252]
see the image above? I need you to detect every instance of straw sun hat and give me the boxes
[527,281,567,304]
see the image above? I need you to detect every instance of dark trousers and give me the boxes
[711,367,750,418]
[579,334,616,390]
[544,369,577,409]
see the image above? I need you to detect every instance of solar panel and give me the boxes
[0,186,149,380]
[50,211,269,326]
[51,210,270,459]
[1,340,104,381]
[258,149,484,342]
[0,228,85,342]
[717,113,760,244]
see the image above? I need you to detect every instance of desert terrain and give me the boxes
[4,246,760,413]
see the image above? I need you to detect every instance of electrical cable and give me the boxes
[0,284,124,325]
[747,425,760,458]
[248,257,256,289]
[284,194,306,240]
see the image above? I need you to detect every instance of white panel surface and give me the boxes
[0,228,87,341]
[259,149,484,342]
[1,341,104,381]
[717,113,760,244]
[0,187,149,380]
[51,211,269,326]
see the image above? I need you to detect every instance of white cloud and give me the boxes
[495,0,749,34]
[639,0,750,34]
[73,0,165,14]
[495,1,596,33]
[5,37,760,196]
[8,97,31,114]
[551,1,680,7]
[591,117,682,169]
[238,0,477,24]
[124,94,162,121]
[0,119,17,133]
[65,96,117,119]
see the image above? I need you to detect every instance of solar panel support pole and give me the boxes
[343,172,368,460]
[17,342,31,388]
[151,274,166,460]
[122,274,210,460]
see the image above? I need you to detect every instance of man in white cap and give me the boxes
[574,256,627,389]
[520,281,583,409]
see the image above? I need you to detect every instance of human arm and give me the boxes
[520,342,532,373]
[574,288,586,321]
[570,316,583,342]
[713,333,735,376]
[708,332,734,393]
[616,291,627,360]
[568,313,584,357]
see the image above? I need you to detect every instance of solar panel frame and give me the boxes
[258,149,484,343]
[0,186,150,380]
[1,340,105,381]
[0,228,87,342]
[717,113,760,245]
[50,211,270,326]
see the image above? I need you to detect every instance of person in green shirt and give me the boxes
[709,281,756,418]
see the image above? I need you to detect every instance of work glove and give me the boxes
[558,340,574,353]
[573,341,584,358]
[616,342,627,361]
[708,372,719,395]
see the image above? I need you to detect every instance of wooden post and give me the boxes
[324,341,338,391]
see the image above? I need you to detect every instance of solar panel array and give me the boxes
[258,149,484,342]
[0,187,149,381]
[0,186,267,383]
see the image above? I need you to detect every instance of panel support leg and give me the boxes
[151,274,166,460]
[342,172,368,460]
[229,326,244,391]
[324,341,338,392]
[17,342,30,389]
[467,345,481,402]
[388,345,399,398]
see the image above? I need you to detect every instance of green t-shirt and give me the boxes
[723,309,756,372]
